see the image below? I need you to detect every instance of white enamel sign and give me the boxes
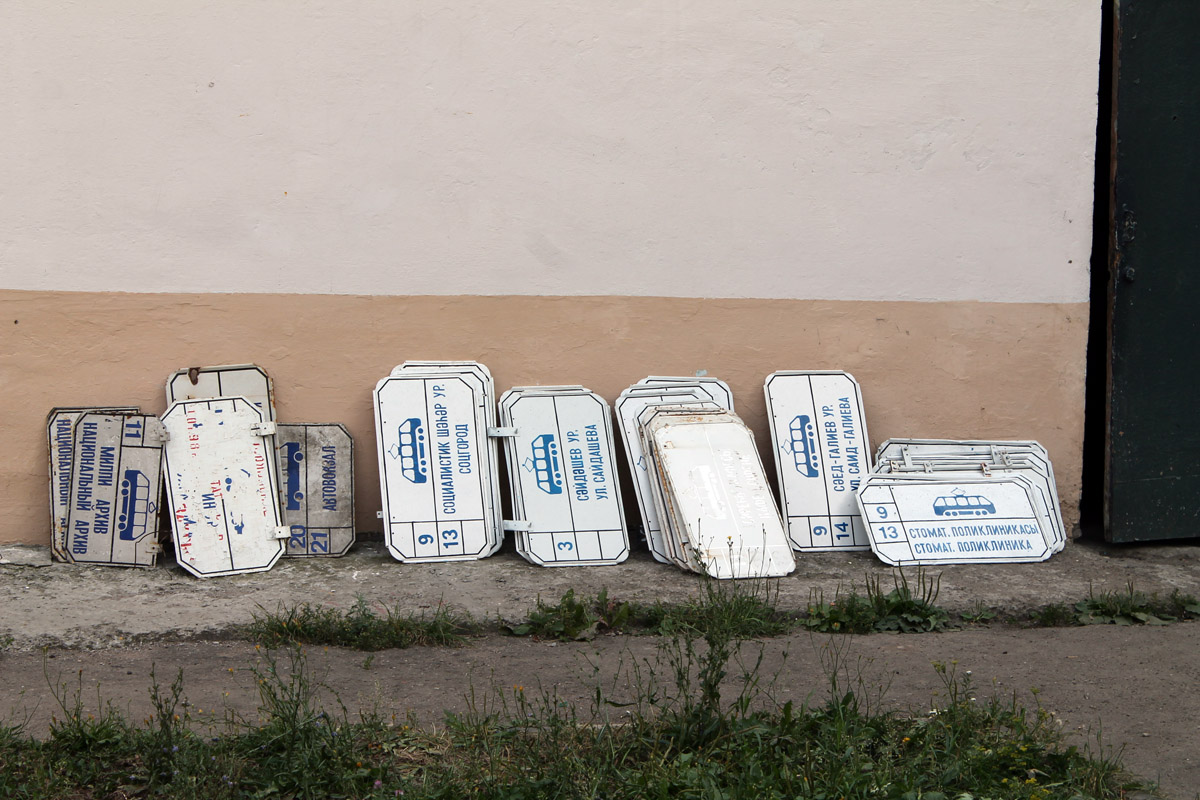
[765,371,872,551]
[873,439,1065,552]
[64,413,165,567]
[47,406,138,562]
[500,388,628,566]
[162,397,285,578]
[857,475,1052,566]
[637,376,735,411]
[644,409,794,579]
[276,423,355,557]
[167,364,276,422]
[615,386,717,563]
[374,373,500,562]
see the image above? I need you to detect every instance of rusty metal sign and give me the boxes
[641,407,794,579]
[64,413,165,567]
[162,397,286,578]
[499,387,629,566]
[374,370,502,562]
[857,474,1053,566]
[764,371,872,552]
[166,364,276,422]
[276,423,355,557]
[47,406,138,562]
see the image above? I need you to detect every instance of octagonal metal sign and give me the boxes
[276,423,355,557]
[857,475,1052,566]
[64,413,165,567]
[499,388,629,566]
[764,371,872,551]
[374,373,501,562]
[167,364,276,422]
[162,397,285,578]
[47,406,138,562]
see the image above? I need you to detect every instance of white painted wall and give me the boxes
[1,1,1099,303]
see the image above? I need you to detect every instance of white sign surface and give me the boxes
[615,386,716,563]
[637,376,735,411]
[645,410,794,579]
[64,413,164,567]
[375,374,499,562]
[765,372,872,551]
[162,397,284,578]
[167,364,276,422]
[276,423,355,557]
[47,406,138,562]
[857,475,1052,566]
[500,389,628,566]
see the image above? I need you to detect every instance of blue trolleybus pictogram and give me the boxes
[282,441,305,509]
[397,418,429,484]
[787,415,821,477]
[117,469,154,541]
[932,494,997,517]
[531,434,564,495]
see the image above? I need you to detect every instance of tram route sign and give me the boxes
[499,387,629,567]
[47,406,138,562]
[64,413,165,567]
[857,474,1052,566]
[162,396,285,578]
[374,372,500,562]
[764,371,872,552]
[276,423,355,557]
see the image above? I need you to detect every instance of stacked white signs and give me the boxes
[64,412,167,567]
[764,371,873,551]
[499,386,629,566]
[374,362,503,562]
[615,378,733,563]
[161,397,287,577]
[276,423,355,557]
[47,406,138,562]
[639,406,794,579]
[858,439,1064,566]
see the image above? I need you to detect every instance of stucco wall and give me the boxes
[0,1,1100,547]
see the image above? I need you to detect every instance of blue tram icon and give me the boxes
[933,494,997,517]
[787,415,820,478]
[397,418,429,484]
[282,441,305,510]
[117,469,153,540]
[531,434,564,495]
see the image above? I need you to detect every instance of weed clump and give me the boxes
[804,570,951,634]
[248,595,476,651]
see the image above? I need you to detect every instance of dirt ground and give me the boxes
[2,538,1199,798]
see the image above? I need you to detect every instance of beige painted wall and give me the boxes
[1,290,1088,546]
[2,1,1098,302]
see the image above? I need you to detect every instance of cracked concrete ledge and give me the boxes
[2,539,1198,651]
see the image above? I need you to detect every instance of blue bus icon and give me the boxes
[282,441,304,510]
[117,469,153,541]
[933,494,997,517]
[787,415,820,478]
[398,418,429,484]
[531,434,564,495]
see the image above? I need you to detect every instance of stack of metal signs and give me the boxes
[498,386,629,566]
[639,405,794,579]
[373,361,504,562]
[764,371,873,552]
[615,377,733,563]
[164,364,357,569]
[858,439,1065,566]
[47,408,167,567]
[161,396,287,577]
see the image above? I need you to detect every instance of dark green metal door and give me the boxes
[1107,1,1200,541]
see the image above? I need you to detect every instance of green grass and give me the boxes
[803,570,951,634]
[0,631,1150,799]
[1073,584,1200,626]
[247,595,477,651]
